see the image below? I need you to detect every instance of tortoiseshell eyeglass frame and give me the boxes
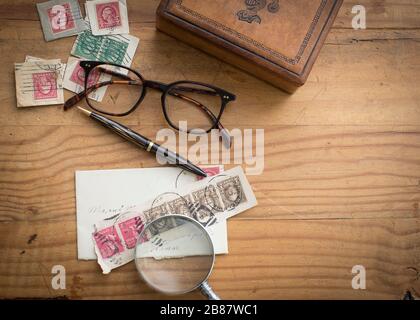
[64,61,236,135]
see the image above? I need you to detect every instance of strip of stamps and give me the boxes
[37,0,87,42]
[92,166,256,273]
[86,0,129,36]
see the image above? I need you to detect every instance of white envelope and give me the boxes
[75,166,226,260]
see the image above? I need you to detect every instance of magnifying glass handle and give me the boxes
[199,281,220,300]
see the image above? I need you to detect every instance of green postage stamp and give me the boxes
[71,22,139,67]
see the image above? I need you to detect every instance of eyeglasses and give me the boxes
[64,61,236,146]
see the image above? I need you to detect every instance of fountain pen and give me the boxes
[77,107,207,178]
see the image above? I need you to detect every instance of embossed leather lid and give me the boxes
[157,0,343,91]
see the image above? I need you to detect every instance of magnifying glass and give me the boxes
[135,214,220,300]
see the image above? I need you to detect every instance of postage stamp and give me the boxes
[93,226,124,259]
[47,3,75,34]
[118,216,144,249]
[95,1,122,29]
[166,196,193,217]
[197,166,222,180]
[37,0,86,41]
[146,216,181,238]
[101,37,129,64]
[64,57,110,102]
[189,201,217,227]
[86,0,129,36]
[193,185,224,213]
[217,176,246,210]
[69,61,100,87]
[142,204,168,223]
[32,72,58,100]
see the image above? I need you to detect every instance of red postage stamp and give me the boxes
[47,3,75,34]
[70,62,100,88]
[32,72,58,100]
[118,217,145,249]
[93,226,124,259]
[96,2,122,29]
[197,166,222,180]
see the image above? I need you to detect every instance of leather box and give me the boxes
[156,0,343,93]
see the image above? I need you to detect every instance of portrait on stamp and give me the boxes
[93,226,124,259]
[96,2,122,29]
[118,216,144,249]
[167,197,192,217]
[217,176,246,210]
[32,72,58,100]
[70,62,100,88]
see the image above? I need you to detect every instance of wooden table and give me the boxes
[0,0,419,300]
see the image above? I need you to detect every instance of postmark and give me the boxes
[189,201,217,227]
[193,186,223,213]
[166,196,193,217]
[146,216,180,238]
[118,216,144,249]
[32,72,58,100]
[101,37,129,64]
[93,226,124,259]
[48,3,75,34]
[143,203,168,223]
[95,1,122,29]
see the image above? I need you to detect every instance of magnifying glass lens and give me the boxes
[135,216,214,295]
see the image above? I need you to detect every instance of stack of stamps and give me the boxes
[15,57,65,107]
[15,0,139,108]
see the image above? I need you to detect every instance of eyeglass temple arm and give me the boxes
[144,80,220,96]
[93,70,220,97]
[96,67,133,80]
[94,71,217,96]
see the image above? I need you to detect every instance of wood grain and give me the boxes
[1,218,419,299]
[0,0,419,299]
